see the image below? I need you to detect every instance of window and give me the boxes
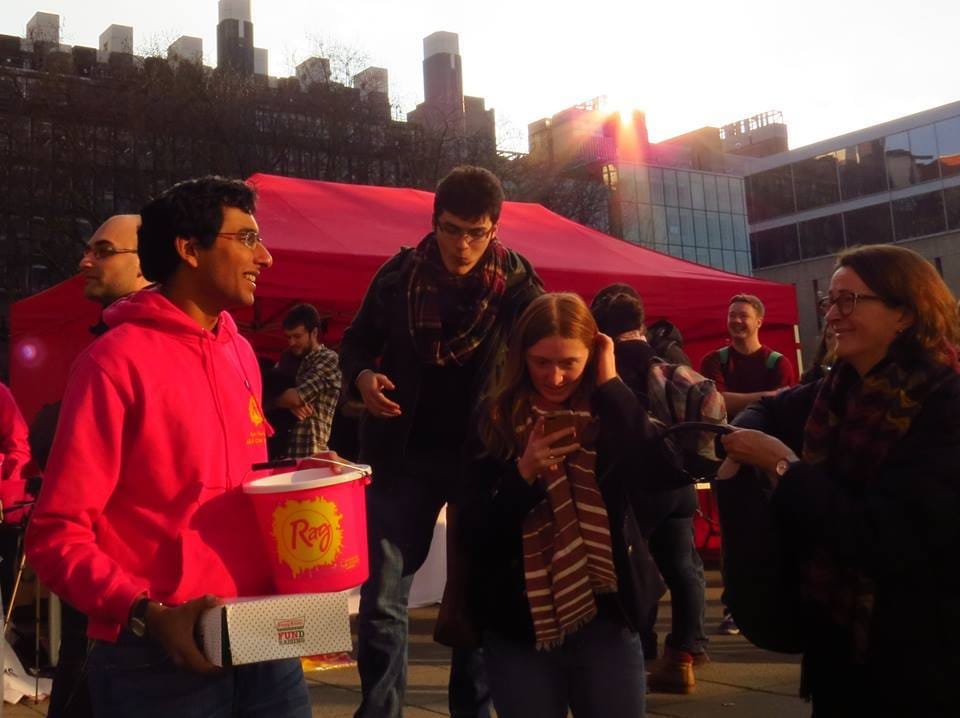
[706,211,722,248]
[653,204,667,245]
[663,169,678,207]
[793,152,840,211]
[690,172,705,209]
[838,139,887,199]
[936,116,960,179]
[732,216,749,251]
[885,132,913,189]
[703,174,719,212]
[750,224,800,268]
[745,166,795,222]
[717,176,732,213]
[677,171,692,208]
[680,208,695,246]
[798,213,844,259]
[693,210,708,244]
[944,185,960,230]
[649,167,664,205]
[719,213,734,249]
[891,190,945,240]
[908,125,940,184]
[666,206,682,246]
[843,202,893,246]
[729,178,745,214]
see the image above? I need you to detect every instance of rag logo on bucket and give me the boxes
[272,497,344,576]
[276,617,306,646]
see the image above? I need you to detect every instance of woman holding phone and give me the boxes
[456,292,672,718]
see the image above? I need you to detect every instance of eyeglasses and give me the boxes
[82,245,138,260]
[217,229,266,250]
[436,221,493,244]
[817,291,885,317]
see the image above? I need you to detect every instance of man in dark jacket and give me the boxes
[339,166,543,718]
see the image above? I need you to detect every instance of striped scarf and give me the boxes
[519,402,618,650]
[799,347,960,660]
[407,233,508,367]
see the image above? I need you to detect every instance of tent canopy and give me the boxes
[10,173,799,421]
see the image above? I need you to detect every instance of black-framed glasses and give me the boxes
[436,220,493,243]
[217,229,266,250]
[817,291,884,317]
[82,245,138,260]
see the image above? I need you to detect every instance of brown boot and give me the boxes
[647,646,695,694]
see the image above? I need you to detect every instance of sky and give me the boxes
[2,0,960,153]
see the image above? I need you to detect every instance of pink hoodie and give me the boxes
[26,289,273,641]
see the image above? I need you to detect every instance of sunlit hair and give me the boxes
[835,244,960,365]
[478,293,598,459]
[729,293,765,318]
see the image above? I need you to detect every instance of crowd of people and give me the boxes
[0,164,949,717]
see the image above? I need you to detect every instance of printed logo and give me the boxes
[248,396,264,426]
[276,617,306,646]
[272,497,344,576]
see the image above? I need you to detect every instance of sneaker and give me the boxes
[691,650,711,666]
[718,614,740,635]
[647,646,695,694]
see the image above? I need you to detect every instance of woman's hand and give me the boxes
[594,332,617,385]
[516,417,581,484]
[720,428,798,475]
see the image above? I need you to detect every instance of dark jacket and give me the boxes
[716,366,960,715]
[458,378,671,644]
[339,243,542,473]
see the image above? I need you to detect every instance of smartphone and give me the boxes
[542,413,577,449]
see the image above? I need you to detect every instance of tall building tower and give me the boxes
[217,0,254,75]
[422,32,463,120]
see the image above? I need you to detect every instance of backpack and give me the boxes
[646,359,728,481]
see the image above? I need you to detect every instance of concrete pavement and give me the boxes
[5,570,809,717]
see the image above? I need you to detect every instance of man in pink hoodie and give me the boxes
[26,177,310,717]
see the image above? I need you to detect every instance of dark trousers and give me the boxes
[483,615,645,718]
[47,601,93,718]
[86,632,310,718]
[354,450,491,718]
[631,484,707,657]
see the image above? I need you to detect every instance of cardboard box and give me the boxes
[199,592,352,667]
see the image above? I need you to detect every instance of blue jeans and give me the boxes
[355,451,491,718]
[648,514,707,654]
[482,615,645,718]
[86,632,310,718]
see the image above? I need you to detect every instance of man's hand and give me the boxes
[720,428,798,475]
[356,370,402,418]
[146,595,222,674]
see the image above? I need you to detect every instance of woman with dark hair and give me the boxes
[457,292,671,717]
[590,285,708,693]
[715,244,960,716]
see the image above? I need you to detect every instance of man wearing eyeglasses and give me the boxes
[27,177,312,717]
[79,214,151,306]
[33,214,150,718]
[340,166,543,718]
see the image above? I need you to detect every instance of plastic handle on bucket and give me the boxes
[298,456,372,478]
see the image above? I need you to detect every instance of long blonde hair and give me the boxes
[478,293,598,458]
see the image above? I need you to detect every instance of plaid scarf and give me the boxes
[407,233,509,367]
[519,401,618,650]
[799,347,960,660]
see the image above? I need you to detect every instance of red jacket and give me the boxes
[0,382,30,514]
[26,289,272,640]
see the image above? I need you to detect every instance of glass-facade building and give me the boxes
[611,163,752,275]
[746,104,960,269]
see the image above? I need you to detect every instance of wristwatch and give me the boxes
[128,597,151,638]
[774,458,797,477]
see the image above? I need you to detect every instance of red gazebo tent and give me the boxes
[10,173,800,425]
